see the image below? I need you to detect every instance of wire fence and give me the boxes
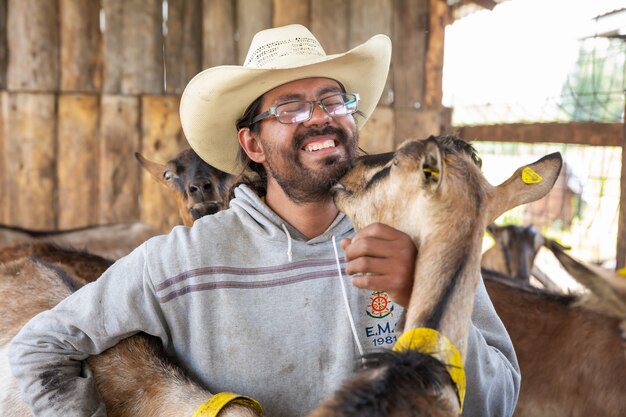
[476,140,621,289]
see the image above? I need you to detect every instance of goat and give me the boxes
[0,223,159,260]
[481,224,563,292]
[475,224,626,415]
[482,268,626,417]
[307,136,561,417]
[0,245,260,417]
[136,148,236,226]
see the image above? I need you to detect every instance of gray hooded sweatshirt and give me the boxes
[8,185,520,417]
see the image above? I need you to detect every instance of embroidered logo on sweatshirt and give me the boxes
[366,291,394,319]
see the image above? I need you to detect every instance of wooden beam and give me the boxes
[60,0,102,92]
[392,0,428,110]
[98,95,141,224]
[311,0,348,55]
[457,122,624,147]
[165,0,202,94]
[58,95,100,229]
[424,0,450,109]
[202,0,236,67]
[617,104,626,269]
[4,93,57,229]
[273,0,309,27]
[7,0,59,92]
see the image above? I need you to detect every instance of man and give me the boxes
[9,25,520,416]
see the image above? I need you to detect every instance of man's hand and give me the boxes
[340,223,417,307]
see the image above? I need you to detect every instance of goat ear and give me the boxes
[135,152,169,187]
[485,152,562,225]
[547,240,626,314]
[422,138,443,190]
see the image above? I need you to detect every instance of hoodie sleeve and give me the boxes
[462,277,521,417]
[7,244,167,417]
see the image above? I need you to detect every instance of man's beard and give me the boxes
[265,125,358,204]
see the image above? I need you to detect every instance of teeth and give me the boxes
[305,139,336,152]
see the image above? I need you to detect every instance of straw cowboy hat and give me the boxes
[180,24,392,175]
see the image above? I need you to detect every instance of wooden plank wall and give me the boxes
[0,0,451,233]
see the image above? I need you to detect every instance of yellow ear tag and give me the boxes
[617,267,626,277]
[521,167,542,184]
[423,167,440,177]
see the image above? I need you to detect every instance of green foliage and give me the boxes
[559,37,625,122]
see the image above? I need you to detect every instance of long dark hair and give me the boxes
[231,96,267,199]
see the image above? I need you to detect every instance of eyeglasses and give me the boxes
[251,93,360,125]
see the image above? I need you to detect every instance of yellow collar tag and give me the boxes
[393,327,466,412]
[193,392,263,417]
[521,167,542,184]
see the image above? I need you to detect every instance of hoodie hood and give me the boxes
[228,184,354,245]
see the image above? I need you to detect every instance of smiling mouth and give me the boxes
[303,139,336,152]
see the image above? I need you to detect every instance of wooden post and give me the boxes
[273,0,310,27]
[0,0,7,89]
[4,93,57,229]
[617,98,626,269]
[0,91,6,223]
[359,107,395,153]
[424,0,450,109]
[395,108,444,142]
[202,0,236,67]
[102,0,164,94]
[165,0,202,94]
[236,0,272,64]
[57,95,100,228]
[311,0,349,55]
[392,0,428,111]
[7,0,59,92]
[140,96,188,232]
[349,0,393,106]
[59,0,102,92]
[98,95,141,224]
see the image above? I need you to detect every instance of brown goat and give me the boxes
[136,148,236,226]
[307,136,561,417]
[483,268,626,417]
[480,224,626,416]
[0,245,259,417]
[0,223,160,260]
[481,224,563,292]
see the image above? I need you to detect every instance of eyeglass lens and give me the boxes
[277,93,358,124]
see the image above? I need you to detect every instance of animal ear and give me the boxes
[546,240,626,315]
[485,152,563,225]
[135,152,170,187]
[421,138,443,190]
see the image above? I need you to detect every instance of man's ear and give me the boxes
[238,128,266,164]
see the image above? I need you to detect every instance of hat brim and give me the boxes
[180,34,391,175]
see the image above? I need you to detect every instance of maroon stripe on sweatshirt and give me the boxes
[157,268,347,303]
[155,258,344,292]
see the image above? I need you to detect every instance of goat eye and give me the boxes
[163,171,175,181]
[392,159,399,166]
